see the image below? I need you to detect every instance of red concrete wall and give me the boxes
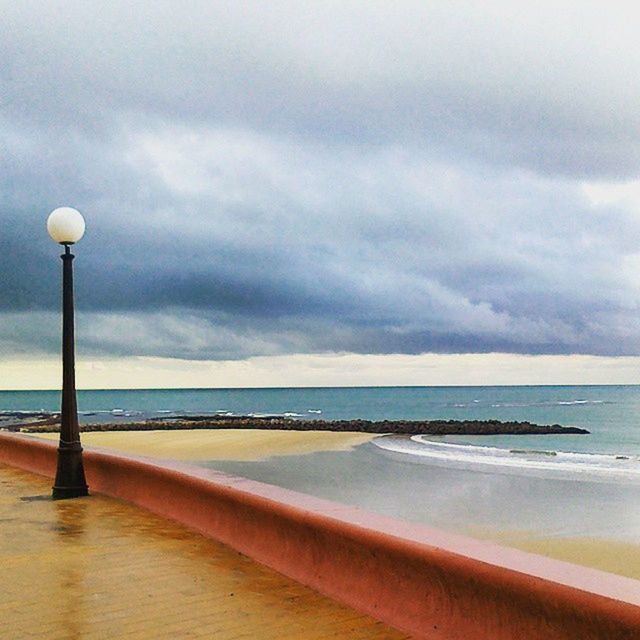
[1,431,639,639]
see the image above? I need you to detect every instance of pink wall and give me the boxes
[1,431,638,639]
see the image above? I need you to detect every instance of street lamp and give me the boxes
[47,207,89,500]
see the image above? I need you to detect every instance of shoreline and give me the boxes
[29,428,640,580]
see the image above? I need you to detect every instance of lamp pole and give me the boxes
[48,207,89,500]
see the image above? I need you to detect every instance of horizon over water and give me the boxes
[2,383,640,460]
[3,384,640,542]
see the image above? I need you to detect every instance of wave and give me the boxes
[446,399,607,408]
[108,409,144,418]
[75,409,314,420]
[372,435,640,481]
[485,400,605,408]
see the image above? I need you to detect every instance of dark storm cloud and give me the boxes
[3,1,640,360]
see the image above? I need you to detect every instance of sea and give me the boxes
[3,385,640,539]
[2,384,640,453]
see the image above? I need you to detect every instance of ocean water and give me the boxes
[3,385,640,539]
[2,384,640,455]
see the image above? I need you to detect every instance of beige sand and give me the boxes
[34,430,639,579]
[472,530,640,580]
[35,429,375,461]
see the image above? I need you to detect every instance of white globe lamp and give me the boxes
[47,207,86,245]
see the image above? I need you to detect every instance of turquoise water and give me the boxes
[4,385,639,538]
[2,385,639,455]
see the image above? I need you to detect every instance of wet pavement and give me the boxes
[0,464,407,639]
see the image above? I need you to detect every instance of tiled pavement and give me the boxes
[0,464,408,639]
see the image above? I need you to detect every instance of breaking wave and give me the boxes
[450,399,607,408]
[373,435,640,481]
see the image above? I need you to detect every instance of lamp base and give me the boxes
[52,485,89,500]
[52,445,89,500]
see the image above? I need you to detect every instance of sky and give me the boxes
[3,1,640,389]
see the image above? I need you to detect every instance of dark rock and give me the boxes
[11,415,590,436]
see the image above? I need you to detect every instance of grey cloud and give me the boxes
[3,2,640,176]
[3,2,640,361]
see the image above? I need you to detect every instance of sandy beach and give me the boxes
[35,429,375,461]
[34,429,640,580]
[483,533,640,581]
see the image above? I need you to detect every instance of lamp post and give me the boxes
[47,207,89,500]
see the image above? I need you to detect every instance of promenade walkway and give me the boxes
[0,464,407,639]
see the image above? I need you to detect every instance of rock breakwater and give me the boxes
[6,414,590,435]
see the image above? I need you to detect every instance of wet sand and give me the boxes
[34,430,640,580]
[35,429,375,461]
[480,532,640,581]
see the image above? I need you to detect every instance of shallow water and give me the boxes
[205,441,640,542]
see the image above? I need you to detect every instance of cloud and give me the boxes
[4,2,640,174]
[2,2,640,362]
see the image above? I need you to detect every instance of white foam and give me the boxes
[373,435,640,481]
[484,399,607,408]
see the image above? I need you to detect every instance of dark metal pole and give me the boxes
[52,244,88,499]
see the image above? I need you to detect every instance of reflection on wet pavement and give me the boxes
[0,464,406,639]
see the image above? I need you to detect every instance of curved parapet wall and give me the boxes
[1,431,638,639]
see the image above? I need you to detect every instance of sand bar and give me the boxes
[480,532,640,581]
[35,428,375,461]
